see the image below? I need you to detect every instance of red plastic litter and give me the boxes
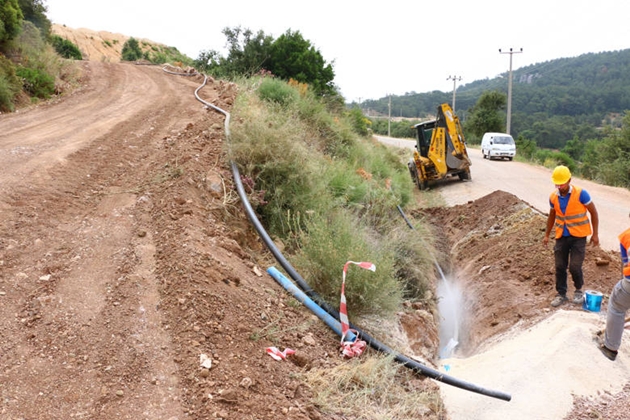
[265,346,295,361]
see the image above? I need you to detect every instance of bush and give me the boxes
[121,37,142,61]
[0,55,20,111]
[346,107,371,137]
[230,77,424,318]
[0,75,16,111]
[50,35,82,60]
[257,77,298,106]
[596,155,630,187]
[515,135,537,159]
[16,66,54,98]
[293,211,402,315]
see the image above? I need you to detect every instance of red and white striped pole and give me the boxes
[340,261,375,358]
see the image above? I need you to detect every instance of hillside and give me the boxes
[363,49,630,147]
[51,24,130,62]
[51,24,192,65]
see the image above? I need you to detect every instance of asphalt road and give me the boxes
[376,135,630,251]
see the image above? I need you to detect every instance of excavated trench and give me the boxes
[418,190,620,359]
[414,191,630,420]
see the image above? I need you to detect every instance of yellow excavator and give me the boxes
[408,103,472,190]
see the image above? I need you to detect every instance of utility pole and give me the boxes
[387,94,391,137]
[447,75,462,112]
[499,47,523,135]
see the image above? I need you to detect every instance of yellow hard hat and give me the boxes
[551,165,571,185]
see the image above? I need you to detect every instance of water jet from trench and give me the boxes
[436,263,467,359]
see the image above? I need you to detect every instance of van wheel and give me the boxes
[508,157,513,161]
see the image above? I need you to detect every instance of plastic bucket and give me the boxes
[583,290,603,312]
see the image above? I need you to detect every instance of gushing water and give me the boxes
[436,263,464,359]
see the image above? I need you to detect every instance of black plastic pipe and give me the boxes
[230,161,511,402]
[179,68,511,402]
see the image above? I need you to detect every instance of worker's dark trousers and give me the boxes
[554,236,587,296]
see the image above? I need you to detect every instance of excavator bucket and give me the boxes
[435,104,471,171]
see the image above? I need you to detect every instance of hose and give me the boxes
[231,161,511,402]
[267,266,356,342]
[168,67,512,402]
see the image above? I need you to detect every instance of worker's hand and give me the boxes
[542,235,549,246]
[590,234,600,247]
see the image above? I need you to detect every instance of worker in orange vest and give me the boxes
[543,165,599,307]
[598,227,630,361]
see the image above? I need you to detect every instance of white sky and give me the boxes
[45,0,630,103]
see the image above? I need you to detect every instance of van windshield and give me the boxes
[494,136,514,145]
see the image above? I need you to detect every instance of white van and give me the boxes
[481,132,516,160]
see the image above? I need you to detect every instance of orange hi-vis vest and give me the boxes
[549,186,592,239]
[618,228,630,278]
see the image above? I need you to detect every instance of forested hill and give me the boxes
[361,48,630,148]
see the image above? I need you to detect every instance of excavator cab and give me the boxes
[408,103,471,190]
[414,120,436,159]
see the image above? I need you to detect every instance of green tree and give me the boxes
[561,136,585,160]
[194,27,273,78]
[121,37,142,61]
[464,90,507,139]
[579,112,630,187]
[18,0,50,37]
[267,29,335,96]
[193,49,221,73]
[220,26,273,76]
[0,0,24,44]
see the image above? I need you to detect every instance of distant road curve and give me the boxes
[376,135,630,252]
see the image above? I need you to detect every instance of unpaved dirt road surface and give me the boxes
[1,61,359,420]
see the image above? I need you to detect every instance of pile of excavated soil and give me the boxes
[419,190,630,419]
[420,190,620,356]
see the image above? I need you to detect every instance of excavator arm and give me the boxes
[409,103,472,189]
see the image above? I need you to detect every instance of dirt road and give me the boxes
[377,135,630,251]
[0,61,215,419]
[1,61,342,420]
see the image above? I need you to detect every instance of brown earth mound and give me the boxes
[420,190,620,356]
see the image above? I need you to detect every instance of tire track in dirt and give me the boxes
[0,62,209,418]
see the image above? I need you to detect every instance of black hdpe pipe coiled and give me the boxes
[180,69,511,402]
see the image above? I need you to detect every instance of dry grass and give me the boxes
[304,353,445,419]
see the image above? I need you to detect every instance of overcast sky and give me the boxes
[46,0,630,103]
